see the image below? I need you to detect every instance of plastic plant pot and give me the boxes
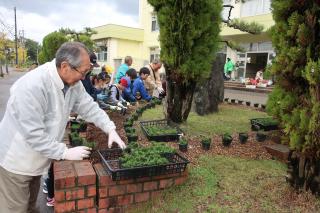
[239,132,248,144]
[238,100,243,105]
[256,132,267,142]
[254,103,259,108]
[231,99,236,103]
[224,98,229,102]
[222,134,233,147]
[201,138,211,150]
[246,101,251,106]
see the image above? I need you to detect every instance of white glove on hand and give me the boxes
[117,102,124,108]
[110,105,117,110]
[63,146,91,160]
[126,102,131,106]
[108,129,126,149]
[157,87,164,94]
[116,106,122,111]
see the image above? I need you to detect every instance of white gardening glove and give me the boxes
[108,129,126,149]
[110,105,117,110]
[126,102,131,106]
[116,106,122,111]
[117,102,124,108]
[63,146,91,160]
[157,87,164,94]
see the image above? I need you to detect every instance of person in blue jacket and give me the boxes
[132,67,152,101]
[115,56,132,84]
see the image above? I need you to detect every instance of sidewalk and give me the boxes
[0,68,26,119]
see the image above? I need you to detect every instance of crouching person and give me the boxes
[0,42,125,213]
[133,67,152,101]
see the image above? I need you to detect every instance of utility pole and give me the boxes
[14,7,18,65]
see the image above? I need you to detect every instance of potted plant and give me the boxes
[70,123,80,133]
[231,99,236,103]
[132,113,139,121]
[246,101,251,106]
[256,131,267,142]
[201,137,211,150]
[136,108,143,115]
[124,120,133,128]
[125,127,135,134]
[238,132,248,144]
[238,100,243,105]
[222,133,233,147]
[78,119,87,132]
[253,103,259,108]
[224,98,229,102]
[127,132,138,143]
[179,138,188,152]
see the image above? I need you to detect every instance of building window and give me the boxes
[241,0,271,17]
[97,46,108,61]
[150,47,160,62]
[151,14,159,32]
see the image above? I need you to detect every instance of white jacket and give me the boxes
[0,60,116,176]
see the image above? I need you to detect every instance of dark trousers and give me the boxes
[45,163,54,199]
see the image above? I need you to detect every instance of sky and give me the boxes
[0,0,140,43]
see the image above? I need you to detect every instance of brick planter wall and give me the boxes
[54,160,97,213]
[54,161,188,212]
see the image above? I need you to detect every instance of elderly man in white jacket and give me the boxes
[0,42,125,213]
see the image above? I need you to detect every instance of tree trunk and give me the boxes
[194,53,225,115]
[164,66,196,123]
[287,151,320,195]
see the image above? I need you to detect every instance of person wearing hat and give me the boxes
[0,42,125,212]
[81,52,100,100]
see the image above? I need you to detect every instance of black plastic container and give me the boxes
[239,133,248,144]
[256,132,267,142]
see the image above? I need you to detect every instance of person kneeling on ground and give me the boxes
[107,78,131,114]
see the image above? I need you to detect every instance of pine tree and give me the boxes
[268,0,320,193]
[147,0,222,122]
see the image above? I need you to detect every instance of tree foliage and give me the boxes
[25,38,39,62]
[147,0,222,122]
[40,31,68,63]
[267,1,320,154]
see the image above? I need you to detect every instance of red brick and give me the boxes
[99,188,108,198]
[152,173,180,180]
[143,181,158,191]
[151,191,162,199]
[54,201,75,213]
[126,183,142,193]
[86,185,96,197]
[86,208,97,213]
[54,190,65,202]
[77,198,94,210]
[134,192,150,203]
[65,188,84,200]
[94,164,115,186]
[54,161,74,172]
[159,178,174,189]
[135,177,151,182]
[54,169,76,189]
[108,185,126,196]
[98,197,117,209]
[74,161,96,186]
[98,209,108,213]
[116,179,134,185]
[77,210,85,213]
[174,176,187,185]
[117,194,133,206]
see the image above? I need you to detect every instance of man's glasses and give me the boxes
[70,64,91,77]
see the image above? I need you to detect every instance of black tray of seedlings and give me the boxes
[250,117,279,131]
[139,119,183,142]
[98,148,189,181]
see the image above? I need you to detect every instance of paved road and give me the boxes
[0,68,53,213]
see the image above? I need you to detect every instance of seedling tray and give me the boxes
[250,117,279,131]
[98,148,189,181]
[140,119,183,142]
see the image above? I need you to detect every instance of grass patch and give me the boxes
[127,155,302,213]
[140,104,268,136]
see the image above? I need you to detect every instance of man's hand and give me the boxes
[108,129,126,149]
[63,146,91,160]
